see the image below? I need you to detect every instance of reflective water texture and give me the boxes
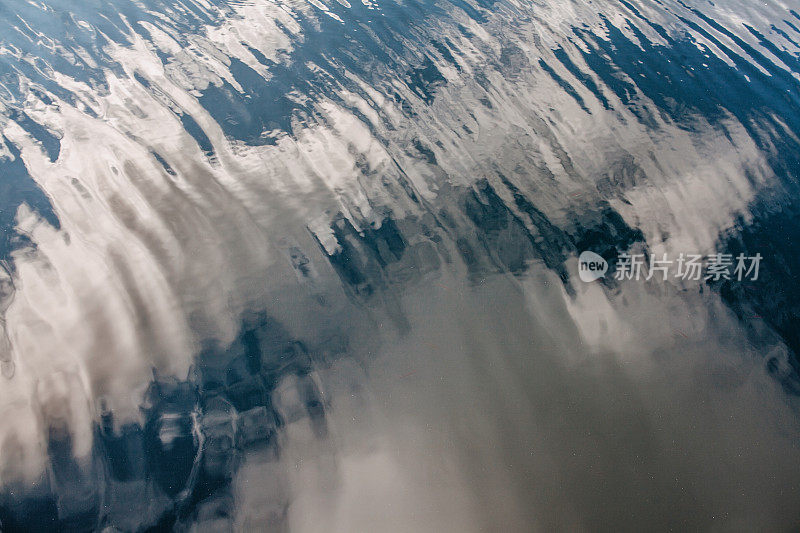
[1,0,800,530]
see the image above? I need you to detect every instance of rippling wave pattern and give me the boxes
[1,0,800,530]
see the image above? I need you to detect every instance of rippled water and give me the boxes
[1,0,800,530]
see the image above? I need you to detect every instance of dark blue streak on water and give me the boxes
[190,0,459,144]
[0,137,60,263]
[537,58,590,114]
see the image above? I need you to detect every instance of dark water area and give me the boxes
[1,0,800,530]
